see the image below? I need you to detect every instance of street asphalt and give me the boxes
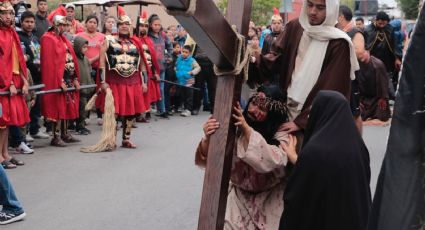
[3,112,390,230]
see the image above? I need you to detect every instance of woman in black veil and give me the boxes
[279,90,372,230]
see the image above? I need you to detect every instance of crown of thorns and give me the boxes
[251,93,288,114]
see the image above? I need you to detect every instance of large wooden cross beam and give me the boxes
[158,0,253,229]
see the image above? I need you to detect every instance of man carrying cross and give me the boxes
[256,0,359,134]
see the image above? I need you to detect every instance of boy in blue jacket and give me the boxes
[175,45,201,117]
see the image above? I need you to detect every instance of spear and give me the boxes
[151,78,201,91]
[0,84,45,95]
[35,84,97,95]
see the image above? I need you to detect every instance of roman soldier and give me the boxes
[99,7,147,148]
[135,11,161,120]
[261,7,284,55]
[41,14,81,147]
[0,0,30,168]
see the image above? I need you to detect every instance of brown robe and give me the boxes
[358,56,391,121]
[257,19,352,129]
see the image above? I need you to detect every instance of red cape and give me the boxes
[136,35,161,104]
[41,31,80,120]
[0,26,30,126]
[0,27,27,91]
[137,36,161,76]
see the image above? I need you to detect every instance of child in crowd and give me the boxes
[166,41,180,114]
[74,36,95,135]
[175,45,201,117]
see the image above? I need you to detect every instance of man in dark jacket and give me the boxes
[364,11,402,99]
[17,11,49,140]
[34,0,49,39]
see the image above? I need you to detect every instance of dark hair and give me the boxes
[172,41,180,48]
[20,11,35,22]
[134,16,142,36]
[182,45,192,52]
[339,5,353,21]
[37,0,47,4]
[355,17,364,23]
[102,16,116,34]
[85,15,99,24]
[243,85,288,146]
[376,11,390,21]
[148,14,161,34]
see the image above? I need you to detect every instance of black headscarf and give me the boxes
[279,90,371,230]
[243,85,288,146]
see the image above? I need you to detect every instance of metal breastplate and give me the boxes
[142,44,152,68]
[106,37,140,77]
[64,49,75,85]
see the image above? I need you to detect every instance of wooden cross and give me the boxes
[158,0,253,229]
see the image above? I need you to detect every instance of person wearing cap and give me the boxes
[34,0,50,39]
[174,25,187,49]
[364,11,402,100]
[40,15,81,147]
[0,0,30,169]
[98,8,148,148]
[135,11,161,122]
[65,3,83,35]
[11,0,29,29]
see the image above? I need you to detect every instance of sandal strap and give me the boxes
[122,140,136,148]
[1,160,16,168]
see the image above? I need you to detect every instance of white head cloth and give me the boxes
[287,0,359,109]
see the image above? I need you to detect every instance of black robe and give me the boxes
[279,90,372,230]
[367,5,425,230]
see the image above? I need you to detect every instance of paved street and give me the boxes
[3,112,390,230]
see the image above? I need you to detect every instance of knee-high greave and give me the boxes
[52,121,61,138]
[122,117,135,141]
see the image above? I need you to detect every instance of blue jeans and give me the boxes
[0,166,24,214]
[156,71,166,113]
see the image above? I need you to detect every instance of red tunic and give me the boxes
[0,27,30,127]
[40,31,80,120]
[100,36,148,116]
[106,71,145,116]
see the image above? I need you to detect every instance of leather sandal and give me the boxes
[51,137,66,147]
[9,157,24,166]
[61,134,81,143]
[122,140,137,149]
[1,160,17,169]
[136,117,149,123]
